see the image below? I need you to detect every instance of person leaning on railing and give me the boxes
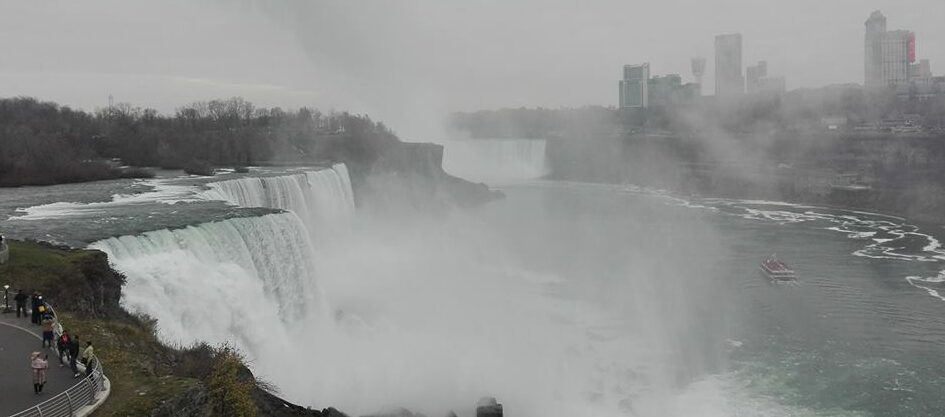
[80,341,95,377]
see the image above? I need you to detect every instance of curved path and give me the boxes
[0,314,77,416]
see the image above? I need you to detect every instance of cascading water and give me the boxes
[90,213,324,363]
[199,164,356,245]
[442,139,549,183]
[89,165,358,407]
[88,164,735,417]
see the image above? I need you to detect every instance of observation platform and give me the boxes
[0,314,76,416]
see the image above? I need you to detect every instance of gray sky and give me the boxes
[1,0,943,138]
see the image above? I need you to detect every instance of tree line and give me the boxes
[0,96,399,186]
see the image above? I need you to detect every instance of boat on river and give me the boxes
[760,255,797,283]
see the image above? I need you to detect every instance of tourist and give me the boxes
[57,329,71,367]
[80,341,94,367]
[30,292,41,324]
[81,341,96,378]
[30,352,48,394]
[13,289,27,318]
[68,335,81,377]
[41,314,54,348]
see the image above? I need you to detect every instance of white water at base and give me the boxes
[442,139,548,183]
[90,213,325,351]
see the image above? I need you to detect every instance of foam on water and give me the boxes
[668,194,945,303]
[9,179,202,220]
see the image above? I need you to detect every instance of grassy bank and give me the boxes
[1,240,203,415]
[0,240,335,417]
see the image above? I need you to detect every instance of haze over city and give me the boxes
[2,0,944,138]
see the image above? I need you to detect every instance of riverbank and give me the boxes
[546,133,945,224]
[0,239,348,417]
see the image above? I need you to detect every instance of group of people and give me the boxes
[10,289,98,394]
[12,289,50,324]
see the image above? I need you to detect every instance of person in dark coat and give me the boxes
[68,335,81,377]
[30,293,41,324]
[13,290,28,318]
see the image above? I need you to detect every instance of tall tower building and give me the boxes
[865,11,915,88]
[691,57,706,96]
[619,63,650,108]
[715,33,744,97]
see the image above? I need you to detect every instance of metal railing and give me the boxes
[7,304,110,417]
[9,359,107,417]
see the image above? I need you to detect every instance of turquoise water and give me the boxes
[482,182,945,416]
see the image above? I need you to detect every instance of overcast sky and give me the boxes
[1,0,943,139]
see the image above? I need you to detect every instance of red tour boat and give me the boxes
[760,255,797,282]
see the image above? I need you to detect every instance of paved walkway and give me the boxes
[0,313,77,416]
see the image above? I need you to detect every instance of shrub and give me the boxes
[208,346,257,417]
[183,160,214,176]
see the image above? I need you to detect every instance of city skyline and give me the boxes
[1,1,944,138]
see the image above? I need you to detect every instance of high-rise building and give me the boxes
[746,61,768,94]
[746,61,787,95]
[648,74,700,107]
[648,74,681,107]
[864,11,915,88]
[715,33,744,97]
[619,63,650,108]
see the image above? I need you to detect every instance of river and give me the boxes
[2,144,945,416]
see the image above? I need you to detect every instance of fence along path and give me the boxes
[0,305,110,417]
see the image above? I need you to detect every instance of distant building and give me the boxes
[745,61,787,94]
[910,59,933,81]
[715,33,744,97]
[758,76,786,94]
[648,74,681,107]
[896,76,945,102]
[648,74,698,107]
[746,61,768,94]
[690,57,706,96]
[746,61,786,95]
[865,11,915,88]
[619,63,650,108]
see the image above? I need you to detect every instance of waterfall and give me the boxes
[442,139,548,183]
[200,164,355,245]
[90,213,323,350]
[89,165,357,396]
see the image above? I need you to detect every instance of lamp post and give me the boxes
[2,284,9,314]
